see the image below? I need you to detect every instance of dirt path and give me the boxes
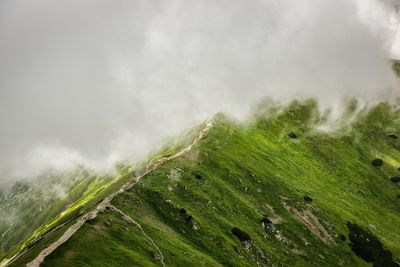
[108,205,166,267]
[22,118,213,267]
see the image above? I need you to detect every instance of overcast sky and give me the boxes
[0,0,399,184]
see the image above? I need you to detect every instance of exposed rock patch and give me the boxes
[264,203,283,224]
[260,217,277,233]
[168,168,182,181]
[260,217,272,226]
[282,201,334,244]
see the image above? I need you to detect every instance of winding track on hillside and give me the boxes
[108,205,166,267]
[6,118,213,267]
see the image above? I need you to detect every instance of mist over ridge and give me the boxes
[0,0,399,184]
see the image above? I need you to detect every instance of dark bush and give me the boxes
[339,233,346,241]
[346,222,396,267]
[390,177,400,183]
[194,173,203,179]
[288,132,298,139]
[388,134,398,139]
[232,227,251,242]
[185,215,193,223]
[304,195,313,202]
[371,159,383,167]
[179,208,187,214]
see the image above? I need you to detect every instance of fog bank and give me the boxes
[0,0,399,184]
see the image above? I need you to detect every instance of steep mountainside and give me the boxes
[2,101,400,266]
[0,169,102,257]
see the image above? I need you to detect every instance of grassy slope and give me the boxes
[1,119,205,265]
[0,170,100,257]
[12,101,398,267]
[1,175,115,264]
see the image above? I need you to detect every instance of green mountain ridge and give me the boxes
[2,100,400,266]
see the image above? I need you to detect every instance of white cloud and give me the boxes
[0,0,398,183]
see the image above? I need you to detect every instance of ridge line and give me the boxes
[21,117,213,267]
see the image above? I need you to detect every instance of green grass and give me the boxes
[1,165,135,264]
[0,170,98,258]
[4,100,400,266]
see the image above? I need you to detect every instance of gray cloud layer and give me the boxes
[0,0,398,183]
